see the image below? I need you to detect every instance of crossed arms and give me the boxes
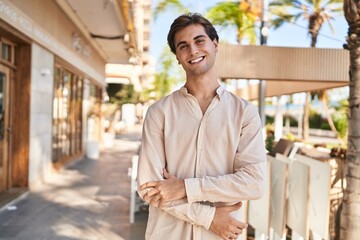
[140,168,249,239]
[137,104,266,239]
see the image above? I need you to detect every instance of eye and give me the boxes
[178,44,188,50]
[196,38,205,44]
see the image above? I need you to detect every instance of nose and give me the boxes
[189,44,199,55]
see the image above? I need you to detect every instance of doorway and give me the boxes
[0,29,31,205]
[0,64,10,194]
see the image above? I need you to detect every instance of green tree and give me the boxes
[313,90,346,145]
[154,0,260,44]
[270,0,343,140]
[270,0,342,47]
[205,0,260,44]
[341,1,360,239]
[332,99,348,139]
[145,47,184,100]
[108,83,139,106]
[154,0,189,19]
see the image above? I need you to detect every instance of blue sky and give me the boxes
[149,0,347,63]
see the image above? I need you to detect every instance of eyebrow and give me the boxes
[194,35,206,40]
[176,34,207,48]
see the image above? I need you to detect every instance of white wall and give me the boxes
[28,43,54,188]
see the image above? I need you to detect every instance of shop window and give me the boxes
[52,66,83,163]
[1,44,10,61]
[0,39,15,65]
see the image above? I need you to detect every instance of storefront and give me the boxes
[0,0,107,200]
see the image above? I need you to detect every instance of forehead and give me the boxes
[174,24,208,44]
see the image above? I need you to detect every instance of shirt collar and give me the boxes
[179,85,224,99]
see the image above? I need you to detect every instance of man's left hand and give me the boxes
[140,169,186,207]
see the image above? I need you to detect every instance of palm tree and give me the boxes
[341,1,360,239]
[153,0,189,19]
[150,46,184,100]
[270,0,343,141]
[154,0,260,45]
[313,90,346,145]
[205,1,260,44]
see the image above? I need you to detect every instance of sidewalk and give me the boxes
[0,125,148,240]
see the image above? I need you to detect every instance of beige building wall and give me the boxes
[4,0,107,85]
[29,43,54,187]
[0,0,111,189]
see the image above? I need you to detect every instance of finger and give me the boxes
[229,233,238,239]
[163,168,171,179]
[229,225,242,235]
[220,233,236,240]
[226,202,242,212]
[221,233,229,240]
[143,188,159,201]
[150,194,161,206]
[140,181,159,190]
[235,222,248,230]
[158,192,172,205]
[227,231,238,239]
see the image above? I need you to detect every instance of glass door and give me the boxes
[0,64,10,193]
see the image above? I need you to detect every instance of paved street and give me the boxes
[0,126,147,240]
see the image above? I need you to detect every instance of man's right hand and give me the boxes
[209,202,247,240]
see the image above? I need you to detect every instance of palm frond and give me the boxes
[269,0,341,45]
[293,0,308,9]
[270,0,297,5]
[328,0,343,4]
[293,12,304,22]
[326,19,336,34]
[154,0,189,20]
[327,6,345,14]
[205,1,258,44]
[270,0,297,7]
[270,16,292,28]
[205,2,240,27]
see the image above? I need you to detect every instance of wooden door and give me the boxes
[0,64,10,193]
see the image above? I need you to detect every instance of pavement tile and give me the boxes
[0,125,147,240]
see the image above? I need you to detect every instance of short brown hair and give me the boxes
[167,13,219,54]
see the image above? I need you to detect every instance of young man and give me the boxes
[137,13,266,240]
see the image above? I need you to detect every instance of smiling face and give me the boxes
[174,24,218,78]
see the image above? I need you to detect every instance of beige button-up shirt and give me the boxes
[137,86,266,240]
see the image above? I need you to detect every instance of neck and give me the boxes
[184,75,220,98]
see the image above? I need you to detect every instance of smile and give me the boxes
[188,56,205,64]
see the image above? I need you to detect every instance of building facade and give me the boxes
[0,0,145,204]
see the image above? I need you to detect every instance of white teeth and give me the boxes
[190,57,204,64]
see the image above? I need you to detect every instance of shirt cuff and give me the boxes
[199,205,216,230]
[185,178,203,203]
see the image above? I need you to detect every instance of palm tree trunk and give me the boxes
[340,43,360,239]
[320,98,345,145]
[309,14,323,47]
[302,92,310,140]
[302,19,322,140]
[341,1,360,239]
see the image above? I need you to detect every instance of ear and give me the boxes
[213,38,218,52]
